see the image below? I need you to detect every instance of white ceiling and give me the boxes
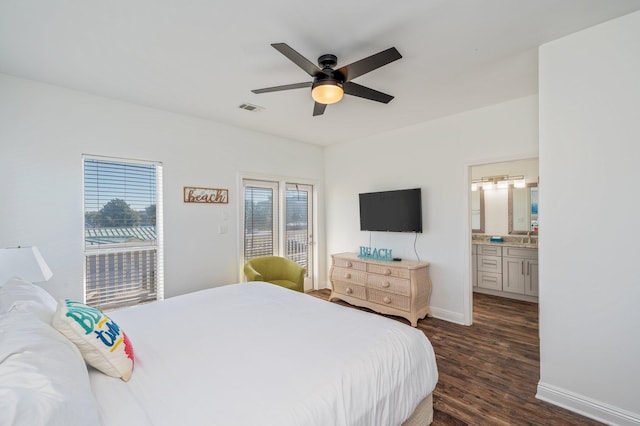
[1,1,639,146]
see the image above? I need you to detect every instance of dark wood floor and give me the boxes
[308,289,602,426]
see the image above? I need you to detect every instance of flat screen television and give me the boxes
[359,188,422,233]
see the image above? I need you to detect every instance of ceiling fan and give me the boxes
[251,43,402,116]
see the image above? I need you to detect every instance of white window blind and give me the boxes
[285,184,311,273]
[83,156,163,310]
[243,180,278,260]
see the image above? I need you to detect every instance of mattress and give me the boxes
[89,282,438,425]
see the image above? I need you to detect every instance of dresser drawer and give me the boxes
[477,255,502,273]
[367,274,410,296]
[367,263,410,279]
[331,281,367,301]
[333,257,367,271]
[367,288,410,312]
[332,267,367,286]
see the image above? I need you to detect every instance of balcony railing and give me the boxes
[85,248,158,310]
[286,229,308,271]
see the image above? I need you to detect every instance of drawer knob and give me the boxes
[346,287,353,294]
[384,269,392,276]
[346,261,352,267]
[383,296,392,304]
[345,273,352,279]
[382,281,391,288]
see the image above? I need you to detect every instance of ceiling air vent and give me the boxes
[238,103,264,112]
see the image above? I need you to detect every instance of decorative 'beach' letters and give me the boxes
[183,187,229,204]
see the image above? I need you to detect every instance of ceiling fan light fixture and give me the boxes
[252,43,401,115]
[311,80,344,105]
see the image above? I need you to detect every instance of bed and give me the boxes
[0,279,438,425]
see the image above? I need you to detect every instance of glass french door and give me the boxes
[284,183,313,290]
[243,180,279,260]
[242,179,314,290]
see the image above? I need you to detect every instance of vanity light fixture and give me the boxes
[471,175,526,191]
[514,178,527,189]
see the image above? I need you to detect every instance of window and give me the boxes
[83,156,163,310]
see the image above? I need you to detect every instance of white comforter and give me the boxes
[89,282,438,426]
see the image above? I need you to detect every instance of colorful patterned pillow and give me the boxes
[52,299,134,381]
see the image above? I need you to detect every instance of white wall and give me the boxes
[324,95,538,324]
[0,74,325,301]
[538,11,640,425]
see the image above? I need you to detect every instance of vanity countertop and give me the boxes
[472,236,537,249]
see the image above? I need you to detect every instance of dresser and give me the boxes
[329,252,432,327]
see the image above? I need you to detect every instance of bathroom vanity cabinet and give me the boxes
[477,245,503,291]
[502,247,538,297]
[472,243,538,302]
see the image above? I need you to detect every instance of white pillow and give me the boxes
[0,278,57,323]
[52,299,135,382]
[0,310,100,426]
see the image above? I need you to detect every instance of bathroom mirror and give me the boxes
[509,183,538,234]
[471,189,485,233]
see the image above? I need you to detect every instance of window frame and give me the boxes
[82,154,164,309]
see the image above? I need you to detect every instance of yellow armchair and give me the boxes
[244,256,306,293]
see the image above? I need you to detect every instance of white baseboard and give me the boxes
[429,306,467,325]
[537,382,640,425]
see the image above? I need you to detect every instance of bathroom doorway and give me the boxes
[470,158,539,306]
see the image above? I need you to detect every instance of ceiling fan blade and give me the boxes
[313,102,327,116]
[271,43,320,77]
[338,47,402,82]
[343,82,394,103]
[252,82,312,94]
